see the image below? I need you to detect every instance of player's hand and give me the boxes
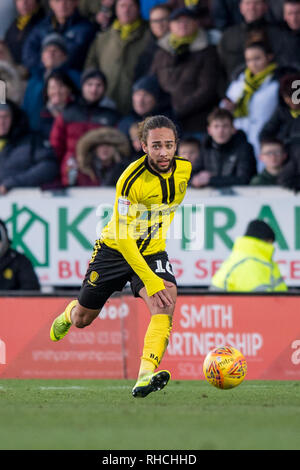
[0,185,8,195]
[151,281,175,309]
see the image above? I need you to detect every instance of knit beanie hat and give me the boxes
[244,219,275,242]
[132,75,161,101]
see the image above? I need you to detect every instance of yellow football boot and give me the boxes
[50,300,77,341]
[132,370,171,398]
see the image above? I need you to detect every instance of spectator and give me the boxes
[50,69,120,186]
[218,0,280,81]
[128,122,144,159]
[118,74,173,138]
[250,138,287,185]
[22,0,96,72]
[221,41,280,168]
[177,136,201,170]
[191,107,256,188]
[259,73,300,162]
[135,4,171,80]
[211,219,288,292]
[269,0,300,70]
[79,0,116,31]
[23,33,80,130]
[5,0,46,66]
[151,7,220,137]
[84,0,151,114]
[211,0,242,31]
[38,70,79,140]
[0,1,17,40]
[75,126,131,186]
[0,100,58,194]
[0,219,40,291]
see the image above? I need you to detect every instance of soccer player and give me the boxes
[50,115,192,397]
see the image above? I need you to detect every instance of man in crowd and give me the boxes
[0,219,40,290]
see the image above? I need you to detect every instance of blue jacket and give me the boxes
[22,10,96,71]
[23,66,80,131]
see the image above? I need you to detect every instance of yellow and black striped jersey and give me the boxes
[99,154,192,296]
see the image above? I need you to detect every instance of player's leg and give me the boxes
[130,252,177,397]
[132,281,177,397]
[50,300,101,341]
[50,242,130,341]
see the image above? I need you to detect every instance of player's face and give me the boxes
[142,127,176,174]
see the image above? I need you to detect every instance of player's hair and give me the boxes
[138,115,178,144]
[244,40,273,55]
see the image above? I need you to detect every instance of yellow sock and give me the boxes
[63,300,77,324]
[138,314,173,379]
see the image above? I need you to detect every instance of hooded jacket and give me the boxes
[76,126,131,186]
[211,236,287,292]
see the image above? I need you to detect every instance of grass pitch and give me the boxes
[0,379,299,450]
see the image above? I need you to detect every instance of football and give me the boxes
[203,346,247,389]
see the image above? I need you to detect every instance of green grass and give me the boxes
[0,379,299,450]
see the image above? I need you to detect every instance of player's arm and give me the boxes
[114,181,171,301]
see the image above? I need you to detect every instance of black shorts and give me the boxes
[78,242,177,310]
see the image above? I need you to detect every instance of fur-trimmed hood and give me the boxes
[76,127,131,174]
[157,29,209,55]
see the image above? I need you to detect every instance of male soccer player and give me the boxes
[50,115,192,397]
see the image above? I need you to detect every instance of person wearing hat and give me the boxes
[50,68,120,186]
[0,219,40,291]
[22,0,97,72]
[150,6,220,136]
[5,0,46,66]
[211,219,288,292]
[118,74,174,140]
[23,32,81,131]
[75,126,131,186]
[0,100,58,194]
[84,0,151,114]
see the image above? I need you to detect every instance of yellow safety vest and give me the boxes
[211,236,287,292]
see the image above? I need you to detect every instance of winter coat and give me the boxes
[0,248,40,290]
[0,103,58,190]
[76,126,131,186]
[259,102,300,160]
[151,30,220,133]
[211,0,242,31]
[84,21,151,114]
[225,71,280,168]
[50,97,120,186]
[192,130,257,187]
[22,65,80,131]
[268,23,300,70]
[211,236,287,292]
[22,10,96,72]
[5,6,45,64]
[250,169,279,186]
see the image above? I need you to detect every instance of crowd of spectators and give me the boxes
[0,0,300,192]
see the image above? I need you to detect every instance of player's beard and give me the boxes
[149,156,174,174]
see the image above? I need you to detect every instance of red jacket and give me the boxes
[50,98,120,186]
